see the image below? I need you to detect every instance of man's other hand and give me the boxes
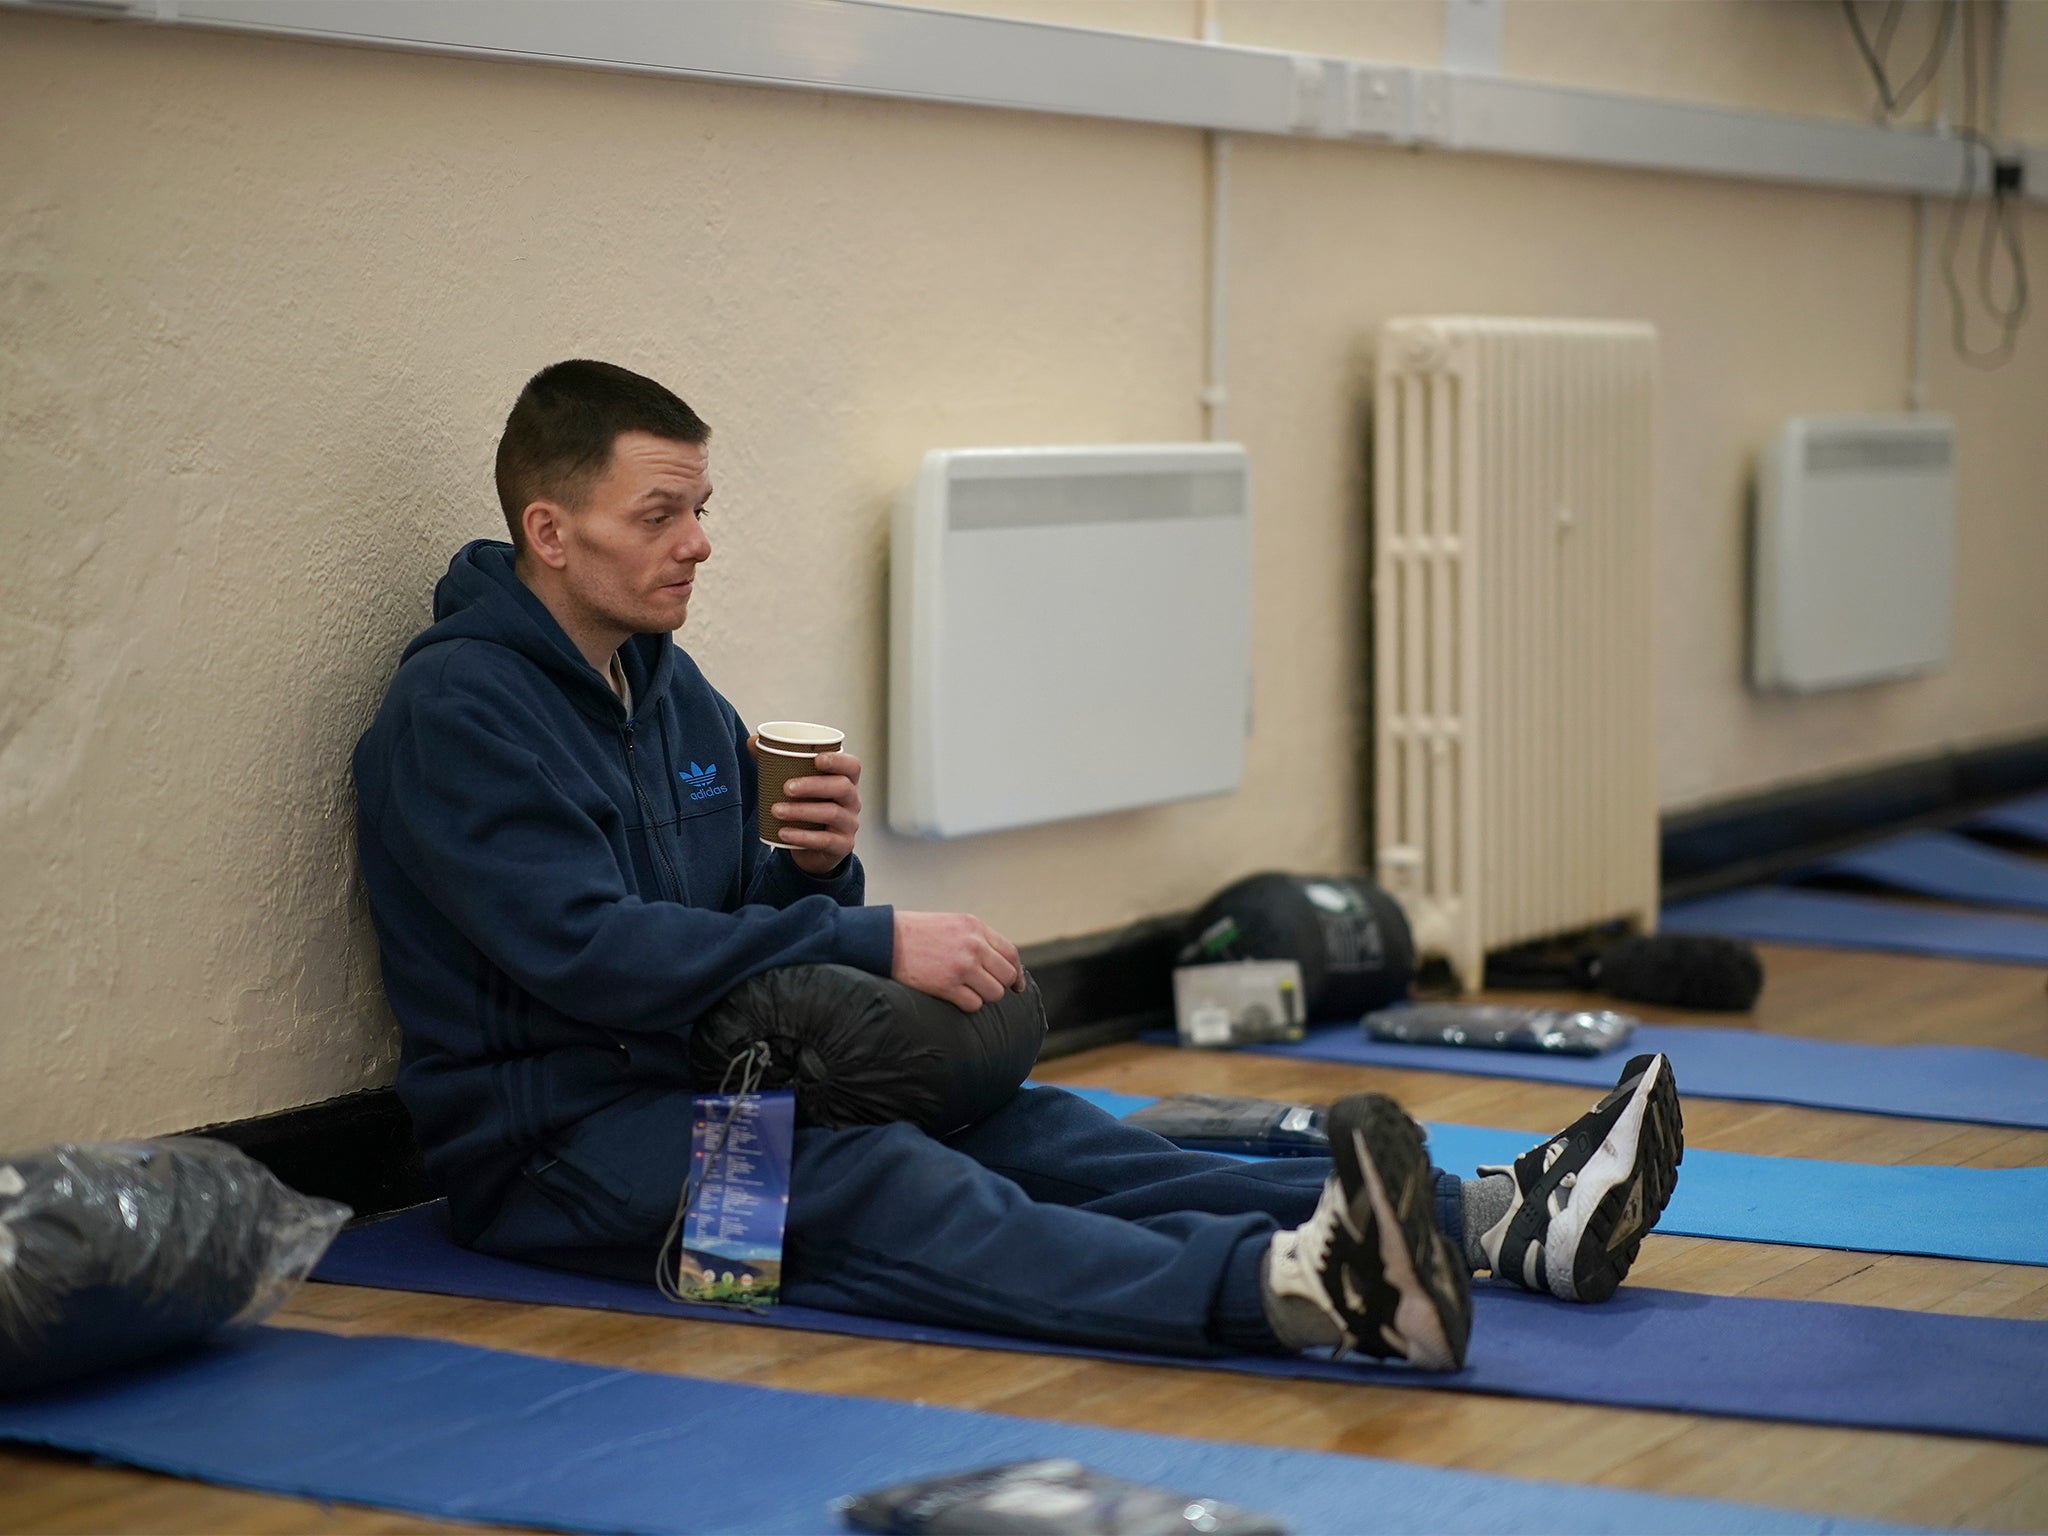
[755,740,862,878]
[892,911,1027,1012]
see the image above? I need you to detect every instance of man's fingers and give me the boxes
[779,828,855,861]
[778,776,840,800]
[780,775,861,810]
[772,758,861,869]
[893,911,1022,1014]
[982,926,1024,986]
[772,798,854,827]
[972,936,1020,992]
[953,932,1007,1007]
[977,924,1026,991]
[811,750,862,783]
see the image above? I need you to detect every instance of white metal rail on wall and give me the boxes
[12,0,2045,208]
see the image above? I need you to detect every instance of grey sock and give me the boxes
[1461,1173,1516,1272]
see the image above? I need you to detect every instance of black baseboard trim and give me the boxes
[1026,912,1183,1055]
[196,1087,433,1222]
[1661,731,2048,901]
[188,916,1188,1221]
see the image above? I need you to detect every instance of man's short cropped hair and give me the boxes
[494,360,710,549]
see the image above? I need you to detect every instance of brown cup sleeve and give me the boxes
[756,750,819,845]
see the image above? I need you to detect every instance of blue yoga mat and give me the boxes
[1662,886,2048,967]
[1203,1020,2048,1130]
[1061,1086,2048,1267]
[1970,788,2048,845]
[314,1205,2048,1445]
[1795,828,2048,912]
[0,1326,1909,1536]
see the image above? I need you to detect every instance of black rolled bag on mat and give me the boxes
[688,964,1049,1136]
[1183,873,1415,1021]
[0,1139,348,1394]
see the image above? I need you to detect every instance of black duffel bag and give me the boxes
[1182,872,1415,1022]
[688,965,1048,1137]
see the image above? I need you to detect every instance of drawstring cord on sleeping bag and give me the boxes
[656,1040,773,1308]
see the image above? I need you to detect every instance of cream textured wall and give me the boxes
[1503,0,1932,124]
[2001,0,2048,139]
[2,4,2043,1145]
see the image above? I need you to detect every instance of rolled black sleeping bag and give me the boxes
[1183,872,1415,1022]
[688,965,1048,1137]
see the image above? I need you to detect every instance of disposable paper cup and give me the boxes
[755,720,845,847]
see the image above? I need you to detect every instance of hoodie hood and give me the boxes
[407,539,676,721]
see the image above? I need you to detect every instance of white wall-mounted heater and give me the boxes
[1374,318,1660,992]
[889,444,1251,839]
[1751,414,1956,693]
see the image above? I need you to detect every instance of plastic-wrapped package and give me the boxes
[839,1458,1289,1535]
[689,965,1048,1136]
[1362,1003,1637,1056]
[0,1138,350,1394]
[1125,1094,1330,1157]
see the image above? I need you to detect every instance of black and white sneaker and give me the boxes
[1477,1052,1683,1303]
[1262,1094,1471,1371]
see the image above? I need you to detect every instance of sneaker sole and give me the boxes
[1544,1054,1685,1304]
[1329,1097,1471,1371]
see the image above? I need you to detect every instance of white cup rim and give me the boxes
[756,720,843,747]
[756,742,830,759]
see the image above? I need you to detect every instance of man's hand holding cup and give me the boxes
[752,720,861,878]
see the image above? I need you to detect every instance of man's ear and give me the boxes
[522,499,571,570]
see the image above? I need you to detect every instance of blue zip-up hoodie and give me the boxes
[352,541,894,1252]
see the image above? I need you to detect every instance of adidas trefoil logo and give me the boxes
[678,760,729,802]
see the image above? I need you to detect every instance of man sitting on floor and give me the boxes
[352,359,1684,1372]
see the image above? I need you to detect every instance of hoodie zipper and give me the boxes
[655,700,685,826]
[622,719,688,905]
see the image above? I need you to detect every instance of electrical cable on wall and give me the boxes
[1842,0,2029,367]
[1939,0,2028,367]
[1841,0,1957,119]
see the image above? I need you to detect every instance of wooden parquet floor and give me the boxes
[5,940,2046,1533]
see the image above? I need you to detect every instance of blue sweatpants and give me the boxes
[781,1085,1461,1358]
